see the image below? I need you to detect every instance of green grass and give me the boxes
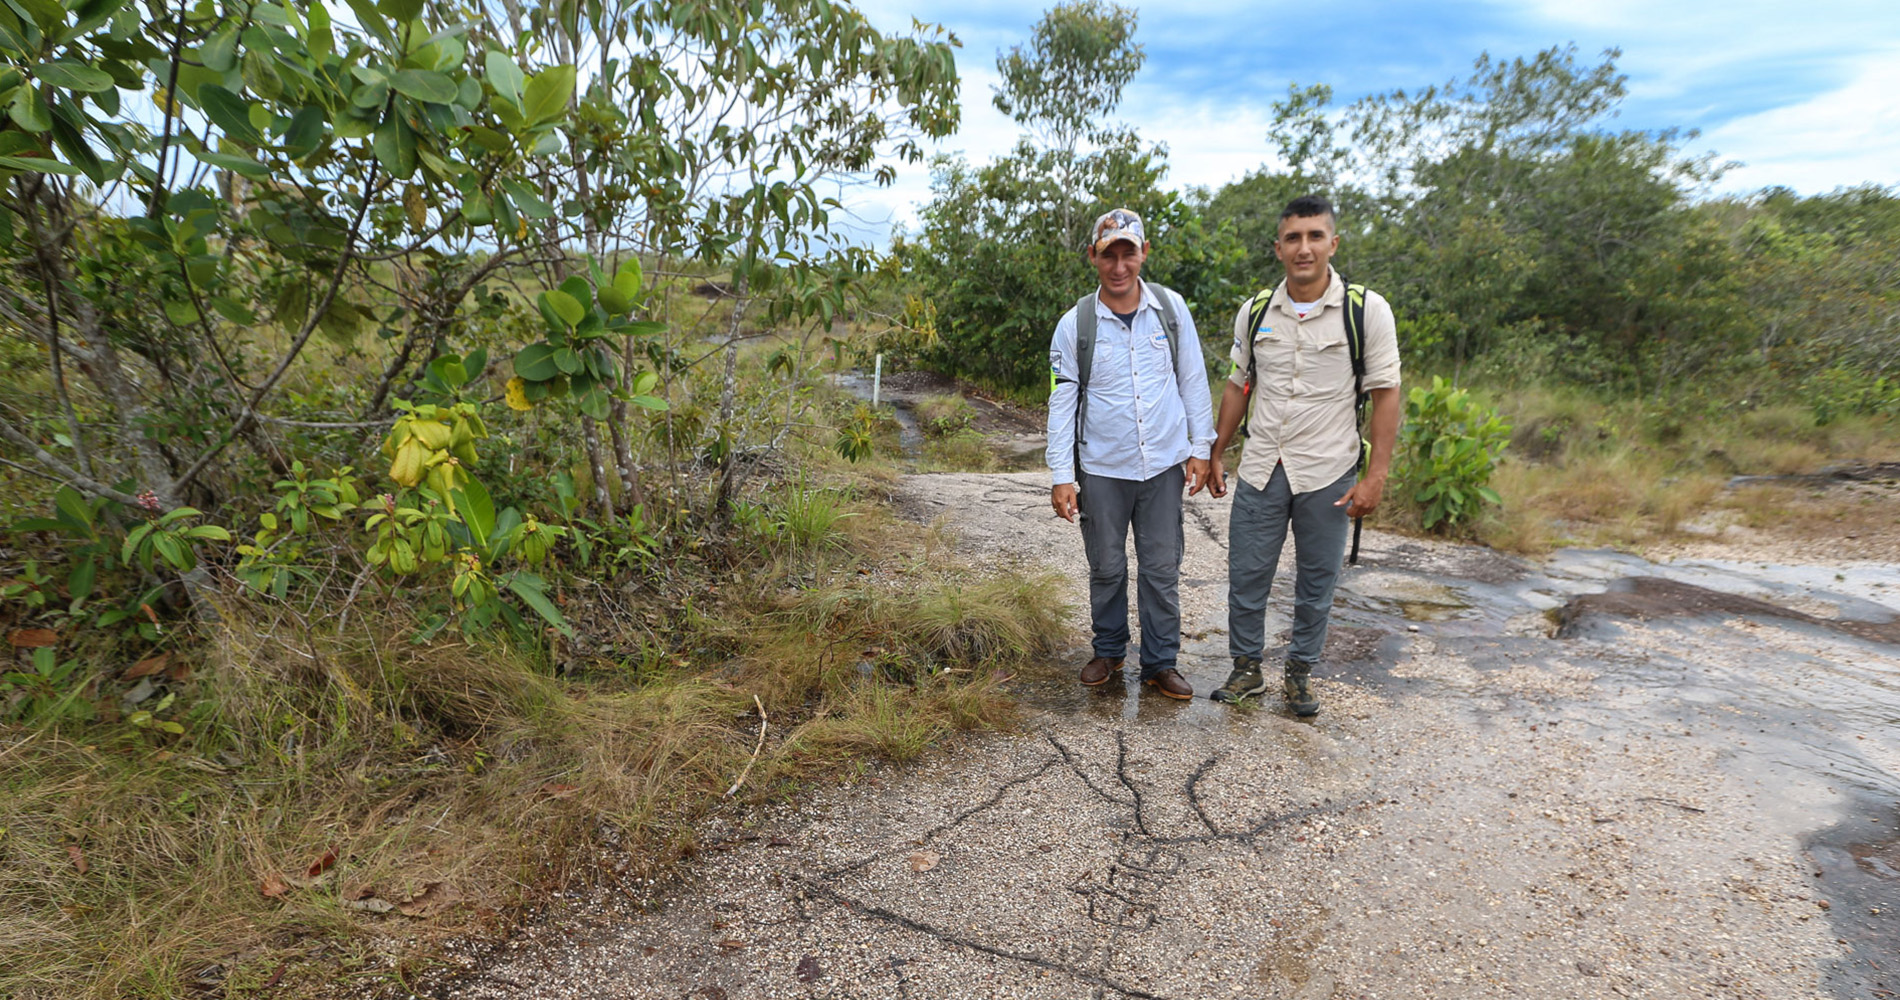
[0,476,1069,1000]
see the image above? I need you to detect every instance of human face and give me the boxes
[1274,212,1338,294]
[1089,239,1148,306]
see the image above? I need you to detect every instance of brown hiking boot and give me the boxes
[1143,667,1194,700]
[1283,659,1319,717]
[1079,656,1124,686]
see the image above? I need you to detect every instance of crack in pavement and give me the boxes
[789,874,1171,1000]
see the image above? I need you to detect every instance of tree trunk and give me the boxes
[580,413,613,520]
[606,397,643,512]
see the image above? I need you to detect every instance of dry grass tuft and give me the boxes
[0,502,1069,999]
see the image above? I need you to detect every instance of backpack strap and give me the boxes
[1236,287,1275,438]
[1072,292,1098,448]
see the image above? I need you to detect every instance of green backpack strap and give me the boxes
[1236,287,1276,438]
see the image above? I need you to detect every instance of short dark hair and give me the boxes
[1279,194,1336,224]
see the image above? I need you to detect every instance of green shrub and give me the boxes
[1398,376,1511,533]
[914,394,976,437]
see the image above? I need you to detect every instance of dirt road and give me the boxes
[452,472,1900,1000]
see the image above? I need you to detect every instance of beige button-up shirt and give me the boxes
[1227,267,1401,494]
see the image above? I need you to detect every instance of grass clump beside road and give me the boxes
[1366,382,1900,554]
[0,492,1065,1000]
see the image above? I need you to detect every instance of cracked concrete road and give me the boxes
[451,472,1900,1000]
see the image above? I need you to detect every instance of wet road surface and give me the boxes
[449,473,1900,999]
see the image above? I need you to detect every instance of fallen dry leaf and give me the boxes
[398,882,460,918]
[66,844,87,874]
[540,782,580,799]
[795,955,823,983]
[341,897,395,913]
[261,963,286,989]
[907,850,941,873]
[10,628,58,648]
[341,883,376,901]
[124,653,171,679]
[717,938,747,949]
[260,873,291,898]
[306,848,337,879]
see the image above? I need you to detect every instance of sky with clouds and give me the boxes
[840,0,1900,240]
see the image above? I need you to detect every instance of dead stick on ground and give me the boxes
[726,694,767,797]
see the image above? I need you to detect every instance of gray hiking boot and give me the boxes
[1212,656,1267,704]
[1283,659,1319,717]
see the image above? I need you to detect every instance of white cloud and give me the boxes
[1703,47,1900,193]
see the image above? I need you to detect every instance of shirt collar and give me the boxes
[1093,281,1157,317]
[1271,266,1342,316]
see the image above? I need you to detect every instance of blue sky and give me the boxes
[845,0,1900,238]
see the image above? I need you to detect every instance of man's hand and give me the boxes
[1184,457,1210,496]
[1051,483,1079,522]
[1334,473,1386,517]
[1208,456,1228,498]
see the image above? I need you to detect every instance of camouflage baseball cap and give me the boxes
[1089,208,1145,251]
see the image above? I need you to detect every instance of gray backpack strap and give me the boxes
[1073,293,1097,447]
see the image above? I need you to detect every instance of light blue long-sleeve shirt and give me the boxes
[1046,283,1216,486]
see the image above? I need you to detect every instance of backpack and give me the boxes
[1237,279,1374,564]
[1064,280,1182,457]
[1236,279,1369,440]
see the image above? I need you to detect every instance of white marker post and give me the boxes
[872,353,883,408]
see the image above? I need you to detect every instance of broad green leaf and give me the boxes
[465,125,508,153]
[500,178,552,218]
[552,346,581,374]
[209,296,256,324]
[190,147,271,178]
[622,320,667,338]
[276,281,309,327]
[544,289,584,326]
[520,65,575,125]
[55,486,93,529]
[377,0,424,21]
[306,1,333,63]
[597,286,631,315]
[372,117,417,178]
[197,85,262,145]
[8,87,50,133]
[198,28,238,72]
[512,343,559,380]
[613,258,643,296]
[483,49,523,108]
[575,383,610,419]
[12,0,64,33]
[390,69,456,104]
[34,61,113,92]
[454,479,494,545]
[558,275,591,305]
[0,154,78,174]
[629,394,668,411]
[505,573,574,638]
[281,105,324,155]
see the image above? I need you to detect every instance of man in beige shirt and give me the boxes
[1191,195,1402,715]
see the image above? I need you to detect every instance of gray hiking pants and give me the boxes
[1227,462,1355,665]
[1078,464,1184,677]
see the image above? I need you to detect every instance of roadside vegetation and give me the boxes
[1,0,1893,996]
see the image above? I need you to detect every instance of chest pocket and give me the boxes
[1251,322,1295,395]
[1302,322,1353,395]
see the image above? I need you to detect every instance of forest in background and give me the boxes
[0,0,1893,996]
